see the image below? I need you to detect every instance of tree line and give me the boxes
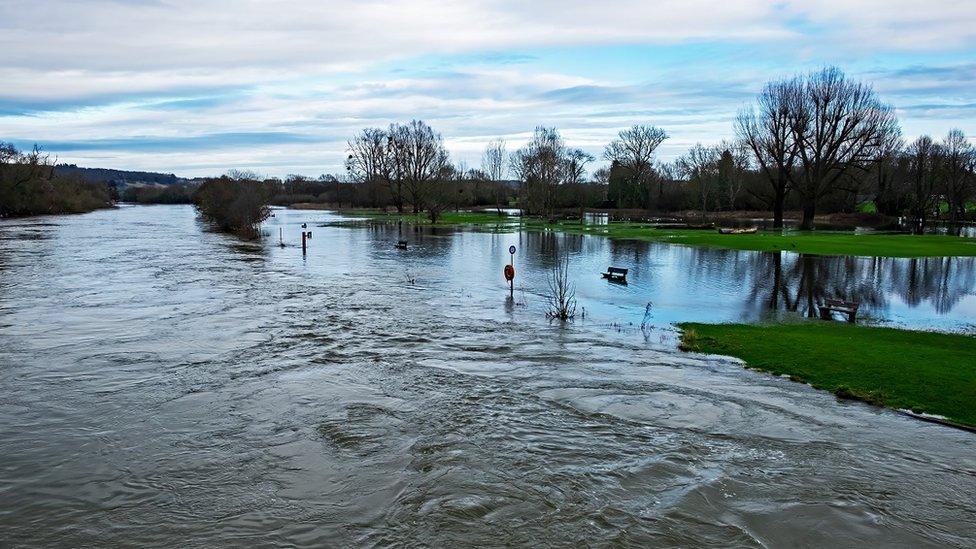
[0,143,115,217]
[335,66,974,231]
[5,66,973,234]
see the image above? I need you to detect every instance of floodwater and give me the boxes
[0,204,974,547]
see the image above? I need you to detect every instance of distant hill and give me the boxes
[54,164,184,186]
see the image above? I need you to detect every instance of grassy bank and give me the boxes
[678,322,976,429]
[332,210,976,258]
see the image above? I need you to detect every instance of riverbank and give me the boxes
[678,322,976,430]
[329,210,976,258]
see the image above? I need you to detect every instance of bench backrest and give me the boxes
[825,298,858,309]
[607,267,628,275]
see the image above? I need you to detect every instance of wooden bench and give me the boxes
[602,266,628,283]
[395,240,408,250]
[819,298,859,323]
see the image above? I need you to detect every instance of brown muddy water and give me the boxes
[0,204,974,547]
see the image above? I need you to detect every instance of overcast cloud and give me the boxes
[2,0,975,176]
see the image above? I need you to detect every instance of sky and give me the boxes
[2,0,976,178]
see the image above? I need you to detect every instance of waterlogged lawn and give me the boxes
[679,322,976,429]
[335,210,976,258]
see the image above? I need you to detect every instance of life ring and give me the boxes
[504,264,515,282]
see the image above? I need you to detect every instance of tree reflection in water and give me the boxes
[746,252,975,318]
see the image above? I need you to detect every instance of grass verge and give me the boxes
[678,322,976,429]
[331,210,976,258]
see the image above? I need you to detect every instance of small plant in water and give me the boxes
[639,301,654,331]
[546,256,577,320]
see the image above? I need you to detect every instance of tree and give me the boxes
[511,127,566,219]
[904,135,942,234]
[604,125,667,208]
[563,148,593,186]
[941,129,975,222]
[678,143,720,220]
[563,148,594,220]
[716,140,751,211]
[193,175,272,237]
[735,78,801,228]
[388,120,450,214]
[787,67,900,229]
[0,143,112,217]
[423,163,455,223]
[481,139,507,215]
[592,167,610,186]
[346,127,404,212]
[868,137,905,216]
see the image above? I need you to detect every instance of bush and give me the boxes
[193,176,272,237]
[0,143,114,217]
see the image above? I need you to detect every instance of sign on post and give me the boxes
[504,245,516,295]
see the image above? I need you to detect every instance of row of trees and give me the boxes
[337,66,973,230]
[0,142,115,217]
[872,130,975,233]
[9,66,970,233]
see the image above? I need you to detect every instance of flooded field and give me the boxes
[1,204,974,547]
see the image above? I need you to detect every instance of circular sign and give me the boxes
[508,245,517,255]
[504,264,515,282]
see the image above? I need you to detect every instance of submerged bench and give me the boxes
[819,298,859,323]
[602,266,628,283]
[395,240,408,250]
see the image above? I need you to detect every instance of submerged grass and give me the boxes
[333,210,976,258]
[678,322,976,428]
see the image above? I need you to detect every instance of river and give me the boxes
[1,204,974,547]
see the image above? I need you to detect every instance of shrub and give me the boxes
[193,176,272,238]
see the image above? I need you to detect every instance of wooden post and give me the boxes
[302,231,307,256]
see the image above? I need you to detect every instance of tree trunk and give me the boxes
[772,184,785,229]
[769,251,782,309]
[803,255,816,318]
[800,197,816,230]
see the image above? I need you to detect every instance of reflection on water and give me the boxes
[351,220,975,333]
[0,205,974,547]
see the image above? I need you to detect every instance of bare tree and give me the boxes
[868,136,905,216]
[511,127,565,219]
[564,148,595,220]
[716,139,751,210]
[424,162,456,223]
[592,166,610,186]
[604,125,668,207]
[735,78,801,228]
[941,128,975,222]
[563,148,593,186]
[388,120,450,214]
[787,67,901,229]
[347,127,404,212]
[482,139,507,215]
[678,143,720,221]
[904,135,942,234]
[546,256,577,320]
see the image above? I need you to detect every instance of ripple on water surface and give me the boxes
[0,205,974,547]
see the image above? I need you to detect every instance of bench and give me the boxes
[602,266,628,283]
[819,298,859,323]
[395,240,408,250]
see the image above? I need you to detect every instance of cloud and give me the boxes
[1,1,975,175]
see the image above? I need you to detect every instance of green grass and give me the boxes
[333,210,976,258]
[678,322,976,428]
